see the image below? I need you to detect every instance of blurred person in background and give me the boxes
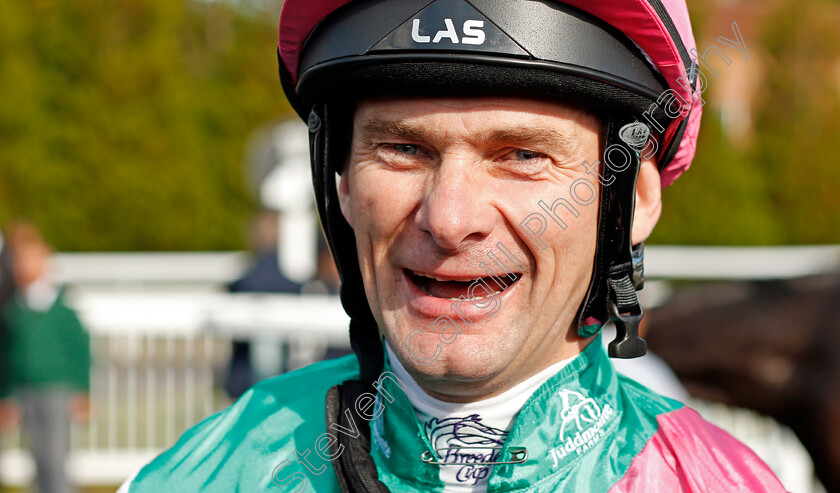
[303,236,353,362]
[0,222,90,493]
[224,211,303,398]
[301,236,341,297]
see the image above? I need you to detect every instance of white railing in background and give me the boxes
[52,251,250,284]
[644,245,840,280]
[0,246,837,488]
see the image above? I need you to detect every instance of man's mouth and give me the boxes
[406,269,522,301]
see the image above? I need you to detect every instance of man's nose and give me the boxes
[414,155,495,251]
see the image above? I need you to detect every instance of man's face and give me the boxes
[339,97,601,400]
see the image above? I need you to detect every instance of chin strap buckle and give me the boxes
[607,272,647,358]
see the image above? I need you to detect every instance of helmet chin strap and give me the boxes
[604,116,648,359]
[578,114,649,358]
[309,102,384,383]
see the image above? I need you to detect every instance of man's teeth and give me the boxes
[409,269,518,300]
[411,270,483,283]
[446,292,502,302]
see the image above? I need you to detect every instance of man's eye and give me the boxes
[514,149,543,161]
[392,144,418,155]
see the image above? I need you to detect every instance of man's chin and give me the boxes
[396,334,517,390]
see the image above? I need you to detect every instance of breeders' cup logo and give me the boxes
[548,390,615,467]
[425,415,507,485]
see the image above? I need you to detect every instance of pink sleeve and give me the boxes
[609,407,788,493]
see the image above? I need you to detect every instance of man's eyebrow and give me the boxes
[358,117,436,143]
[481,127,582,155]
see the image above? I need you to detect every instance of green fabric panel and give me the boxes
[2,293,90,392]
[129,355,360,493]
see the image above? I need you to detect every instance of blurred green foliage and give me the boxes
[651,0,840,245]
[0,0,289,250]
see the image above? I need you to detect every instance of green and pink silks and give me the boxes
[123,334,785,492]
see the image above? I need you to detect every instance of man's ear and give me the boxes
[631,157,662,245]
[337,172,354,229]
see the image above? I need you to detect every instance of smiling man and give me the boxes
[342,97,609,403]
[121,1,786,492]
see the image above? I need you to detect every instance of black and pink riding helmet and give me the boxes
[277,0,702,379]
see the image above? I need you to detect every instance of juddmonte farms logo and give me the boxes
[548,389,615,467]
